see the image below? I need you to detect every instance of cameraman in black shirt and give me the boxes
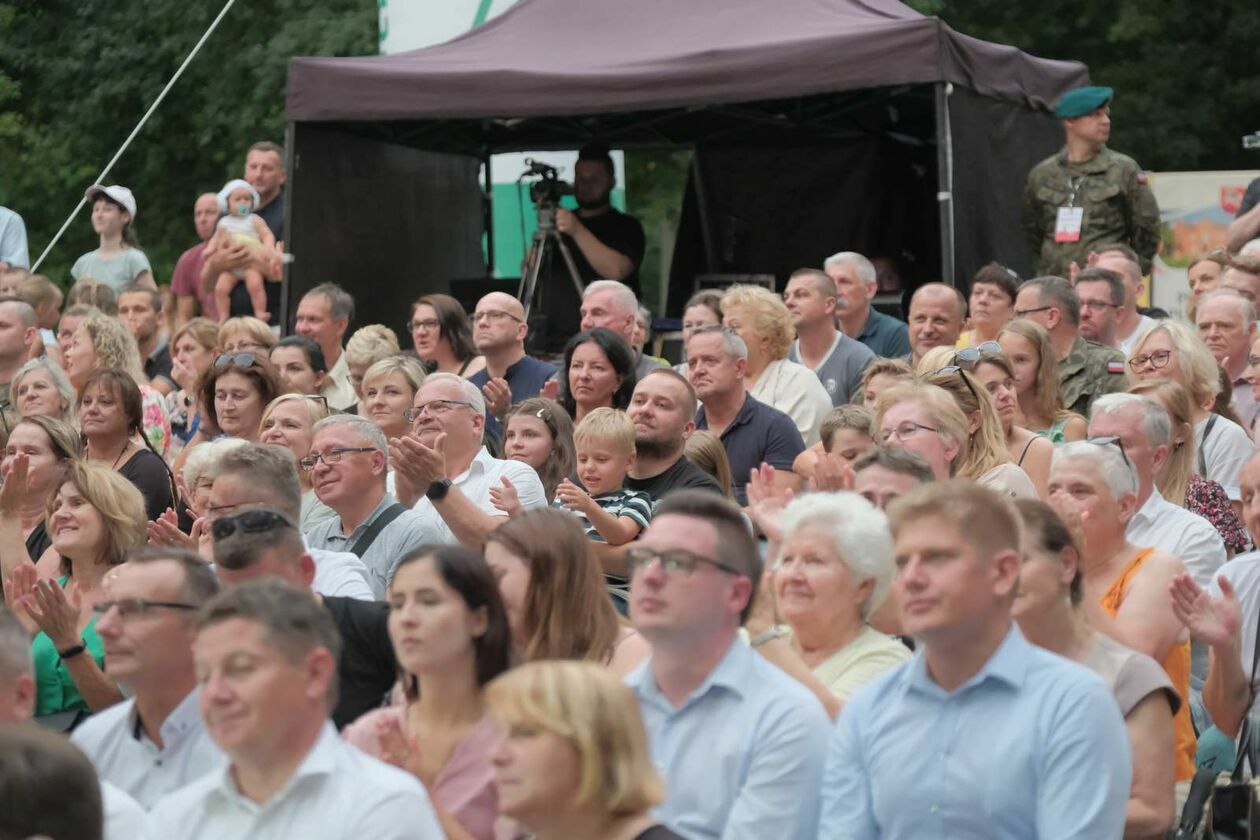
[533,142,646,352]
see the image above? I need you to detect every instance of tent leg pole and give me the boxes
[483,144,495,277]
[934,82,956,288]
[280,120,295,334]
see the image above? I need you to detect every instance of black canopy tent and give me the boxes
[282,0,1088,329]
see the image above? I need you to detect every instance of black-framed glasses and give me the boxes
[952,341,1002,370]
[1128,349,1172,371]
[210,508,296,541]
[403,399,476,421]
[214,352,260,369]
[878,421,940,444]
[472,309,523,324]
[1013,306,1054,318]
[624,547,740,578]
[1079,299,1122,313]
[1085,435,1131,468]
[298,446,377,471]
[408,318,440,332]
[304,394,329,410]
[91,598,198,619]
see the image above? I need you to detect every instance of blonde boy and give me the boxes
[554,407,653,546]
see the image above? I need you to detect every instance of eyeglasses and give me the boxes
[952,341,1002,370]
[214,352,260,369]
[1079,299,1122,313]
[1013,306,1054,318]
[878,421,940,444]
[1128,349,1172,371]
[403,399,476,421]
[210,508,296,541]
[624,547,740,578]
[298,446,377,471]
[472,309,523,324]
[408,318,440,332]
[91,598,198,619]
[1248,354,1260,368]
[1085,435,1131,468]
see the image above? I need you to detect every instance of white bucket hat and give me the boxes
[217,179,260,214]
[84,184,137,219]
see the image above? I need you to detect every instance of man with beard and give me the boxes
[529,142,646,352]
[625,369,722,505]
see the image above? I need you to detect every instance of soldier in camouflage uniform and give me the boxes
[1013,275,1127,417]
[1023,86,1161,278]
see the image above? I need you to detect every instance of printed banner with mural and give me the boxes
[1149,170,1259,319]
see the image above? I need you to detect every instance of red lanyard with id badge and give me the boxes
[1055,176,1084,243]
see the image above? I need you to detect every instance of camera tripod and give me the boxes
[517,213,586,323]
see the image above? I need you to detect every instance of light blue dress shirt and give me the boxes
[627,637,830,840]
[820,624,1131,840]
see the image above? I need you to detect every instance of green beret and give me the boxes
[1054,86,1114,119]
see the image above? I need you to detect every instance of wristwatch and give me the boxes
[425,479,452,502]
[750,625,791,648]
[57,640,87,660]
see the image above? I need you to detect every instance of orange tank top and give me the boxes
[1099,547,1196,782]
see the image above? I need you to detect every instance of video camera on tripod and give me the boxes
[516,159,583,322]
[522,159,573,230]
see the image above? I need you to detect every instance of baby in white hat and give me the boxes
[204,178,275,322]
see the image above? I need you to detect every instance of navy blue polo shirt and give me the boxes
[695,393,805,506]
[856,306,911,359]
[469,354,558,441]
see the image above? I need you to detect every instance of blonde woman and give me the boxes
[345,324,401,404]
[259,394,335,532]
[915,346,1037,498]
[872,382,967,481]
[997,318,1087,442]
[970,351,1055,498]
[720,284,831,445]
[486,660,683,840]
[1128,320,1254,509]
[62,312,171,457]
[361,355,427,442]
[217,315,276,354]
[683,430,734,500]
[166,317,219,451]
[858,357,912,407]
[1129,379,1247,554]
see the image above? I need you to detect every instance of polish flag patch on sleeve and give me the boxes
[1107,361,1126,374]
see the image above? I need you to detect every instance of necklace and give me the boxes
[110,440,131,469]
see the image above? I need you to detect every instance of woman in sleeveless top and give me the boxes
[997,318,1087,443]
[409,294,486,379]
[971,352,1055,498]
[1049,442,1197,782]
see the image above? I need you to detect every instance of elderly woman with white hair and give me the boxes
[746,491,909,719]
[721,284,832,445]
[1128,318,1255,509]
[1047,440,1197,784]
[11,357,75,425]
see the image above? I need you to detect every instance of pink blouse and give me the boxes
[343,707,500,840]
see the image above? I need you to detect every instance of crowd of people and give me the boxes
[1,85,1260,839]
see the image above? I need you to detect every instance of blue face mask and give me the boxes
[234,201,251,217]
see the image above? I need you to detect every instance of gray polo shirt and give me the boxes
[304,492,442,598]
[788,332,875,406]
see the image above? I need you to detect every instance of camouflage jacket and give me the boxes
[1057,335,1127,418]
[1022,145,1161,277]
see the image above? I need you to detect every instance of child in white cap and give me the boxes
[205,178,275,322]
[71,185,153,291]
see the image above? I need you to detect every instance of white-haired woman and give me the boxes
[11,357,76,425]
[1047,441,1196,784]
[721,284,832,445]
[745,492,909,719]
[1128,319,1254,511]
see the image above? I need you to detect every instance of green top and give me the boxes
[31,577,104,718]
[1035,416,1071,445]
[1022,144,1160,276]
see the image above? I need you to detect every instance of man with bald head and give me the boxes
[906,283,965,366]
[468,291,556,440]
[1093,243,1156,354]
[171,192,221,325]
[1196,290,1257,428]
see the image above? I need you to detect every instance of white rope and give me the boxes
[31,0,240,271]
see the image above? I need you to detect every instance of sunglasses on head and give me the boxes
[210,508,295,542]
[1085,435,1131,468]
[214,352,260,369]
[952,341,1002,370]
